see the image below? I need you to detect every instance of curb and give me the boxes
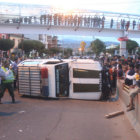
[120,98,140,138]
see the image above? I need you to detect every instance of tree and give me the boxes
[64,48,73,58]
[33,40,45,56]
[0,39,14,51]
[106,46,119,55]
[80,41,86,55]
[18,40,45,56]
[89,39,106,56]
[86,47,94,55]
[48,47,62,57]
[19,40,34,55]
[126,39,139,54]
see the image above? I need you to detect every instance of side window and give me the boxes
[73,68,100,78]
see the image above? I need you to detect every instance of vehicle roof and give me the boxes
[18,59,64,66]
[70,59,102,70]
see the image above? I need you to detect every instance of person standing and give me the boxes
[133,20,136,30]
[102,16,105,28]
[0,61,15,104]
[125,21,130,31]
[101,63,111,100]
[0,63,6,104]
[12,57,18,90]
[117,64,124,79]
[110,18,113,28]
[125,64,135,86]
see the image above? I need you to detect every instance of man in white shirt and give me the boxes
[126,65,140,111]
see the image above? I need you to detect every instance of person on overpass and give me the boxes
[110,18,113,28]
[125,21,130,31]
[101,16,105,28]
[133,20,136,30]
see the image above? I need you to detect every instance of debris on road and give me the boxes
[105,110,124,119]
[18,110,26,114]
[18,129,23,133]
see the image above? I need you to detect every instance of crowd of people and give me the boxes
[101,55,140,111]
[3,14,140,31]
[0,54,140,111]
[0,56,22,104]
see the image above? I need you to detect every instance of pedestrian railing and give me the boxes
[0,13,140,31]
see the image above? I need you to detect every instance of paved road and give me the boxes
[0,91,139,140]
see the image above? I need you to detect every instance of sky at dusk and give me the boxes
[1,0,140,15]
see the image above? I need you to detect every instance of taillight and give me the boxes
[41,67,48,79]
[41,67,49,96]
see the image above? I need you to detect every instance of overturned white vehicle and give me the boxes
[18,59,103,100]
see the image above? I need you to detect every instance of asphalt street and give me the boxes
[0,91,139,140]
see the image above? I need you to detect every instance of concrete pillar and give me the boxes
[118,35,128,57]
[120,41,126,56]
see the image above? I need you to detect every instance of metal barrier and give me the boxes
[0,13,140,31]
[0,2,140,31]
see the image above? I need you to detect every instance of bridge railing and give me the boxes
[0,13,140,31]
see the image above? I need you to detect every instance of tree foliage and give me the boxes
[47,47,62,56]
[64,48,73,58]
[33,40,45,56]
[0,39,14,51]
[126,39,139,54]
[80,41,86,52]
[106,46,119,55]
[137,47,140,56]
[89,39,106,56]
[18,40,45,55]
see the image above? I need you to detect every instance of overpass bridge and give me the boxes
[0,2,140,55]
[0,3,140,37]
[0,22,140,39]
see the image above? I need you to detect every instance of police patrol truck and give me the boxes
[18,59,103,100]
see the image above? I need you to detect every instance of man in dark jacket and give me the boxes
[125,64,135,86]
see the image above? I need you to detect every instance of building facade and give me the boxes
[39,34,58,49]
[0,34,9,39]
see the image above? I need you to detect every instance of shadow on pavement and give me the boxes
[21,95,60,101]
[0,112,16,117]
[2,101,21,104]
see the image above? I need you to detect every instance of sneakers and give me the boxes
[127,106,135,112]
[127,104,131,107]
